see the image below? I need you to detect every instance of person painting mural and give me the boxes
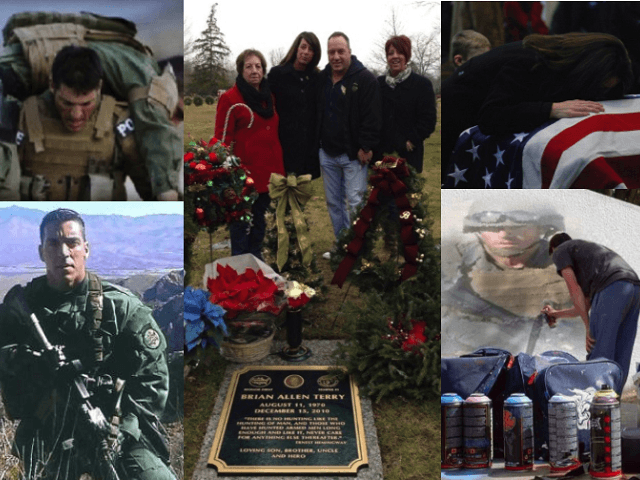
[543,233,640,387]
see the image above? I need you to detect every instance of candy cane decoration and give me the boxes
[222,103,254,145]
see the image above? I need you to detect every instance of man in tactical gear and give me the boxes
[0,11,181,200]
[0,209,176,480]
[441,199,579,356]
[5,46,152,201]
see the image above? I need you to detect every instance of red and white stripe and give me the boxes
[522,97,640,188]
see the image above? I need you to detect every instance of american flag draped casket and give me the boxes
[443,96,640,189]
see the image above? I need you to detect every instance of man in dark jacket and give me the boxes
[316,32,381,257]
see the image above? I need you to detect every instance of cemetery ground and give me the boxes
[184,100,441,480]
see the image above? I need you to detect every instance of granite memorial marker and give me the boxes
[209,366,368,475]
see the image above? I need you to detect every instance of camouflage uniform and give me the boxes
[441,201,581,356]
[0,12,181,198]
[0,273,176,480]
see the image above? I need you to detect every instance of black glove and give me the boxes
[0,343,48,377]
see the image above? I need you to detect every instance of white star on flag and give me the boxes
[506,174,514,189]
[447,164,468,186]
[511,132,527,143]
[482,168,493,188]
[461,127,474,137]
[494,146,505,167]
[466,141,480,161]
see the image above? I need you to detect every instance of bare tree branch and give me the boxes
[268,48,285,69]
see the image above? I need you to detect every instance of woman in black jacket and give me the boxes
[268,32,322,178]
[376,35,437,174]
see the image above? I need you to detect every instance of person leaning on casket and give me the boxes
[441,32,634,177]
[543,233,640,387]
[3,46,153,201]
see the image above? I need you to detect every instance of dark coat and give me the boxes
[268,63,321,178]
[375,71,437,173]
[316,56,382,160]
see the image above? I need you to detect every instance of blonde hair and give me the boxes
[451,30,491,62]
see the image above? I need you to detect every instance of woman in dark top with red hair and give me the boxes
[375,35,436,173]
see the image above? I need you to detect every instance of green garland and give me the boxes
[334,295,440,402]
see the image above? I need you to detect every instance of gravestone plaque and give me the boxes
[208,366,368,475]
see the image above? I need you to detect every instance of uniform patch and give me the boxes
[116,118,135,138]
[143,328,161,349]
[16,130,24,146]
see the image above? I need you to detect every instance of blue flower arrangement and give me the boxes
[184,286,229,351]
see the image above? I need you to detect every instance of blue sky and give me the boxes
[0,202,183,217]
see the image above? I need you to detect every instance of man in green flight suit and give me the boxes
[0,208,176,480]
[0,12,181,200]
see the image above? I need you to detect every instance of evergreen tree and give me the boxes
[190,3,231,95]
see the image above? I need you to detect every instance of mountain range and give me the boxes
[0,206,183,274]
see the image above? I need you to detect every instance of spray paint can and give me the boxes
[589,385,621,478]
[503,393,534,470]
[463,393,493,468]
[549,394,581,473]
[441,393,464,469]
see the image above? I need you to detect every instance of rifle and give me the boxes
[13,285,124,480]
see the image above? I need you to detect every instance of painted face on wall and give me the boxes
[479,225,545,257]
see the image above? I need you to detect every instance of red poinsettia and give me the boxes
[207,264,284,318]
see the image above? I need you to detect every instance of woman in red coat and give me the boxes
[215,49,285,259]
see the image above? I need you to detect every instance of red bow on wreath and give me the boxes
[331,157,421,288]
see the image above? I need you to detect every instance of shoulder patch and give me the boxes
[115,117,135,138]
[143,327,162,349]
[16,130,24,146]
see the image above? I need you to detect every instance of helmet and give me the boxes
[463,199,565,234]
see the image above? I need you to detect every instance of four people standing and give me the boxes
[216,32,436,261]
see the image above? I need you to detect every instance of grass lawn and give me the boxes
[183,100,441,479]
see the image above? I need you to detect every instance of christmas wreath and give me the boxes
[329,157,435,295]
[184,137,258,232]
